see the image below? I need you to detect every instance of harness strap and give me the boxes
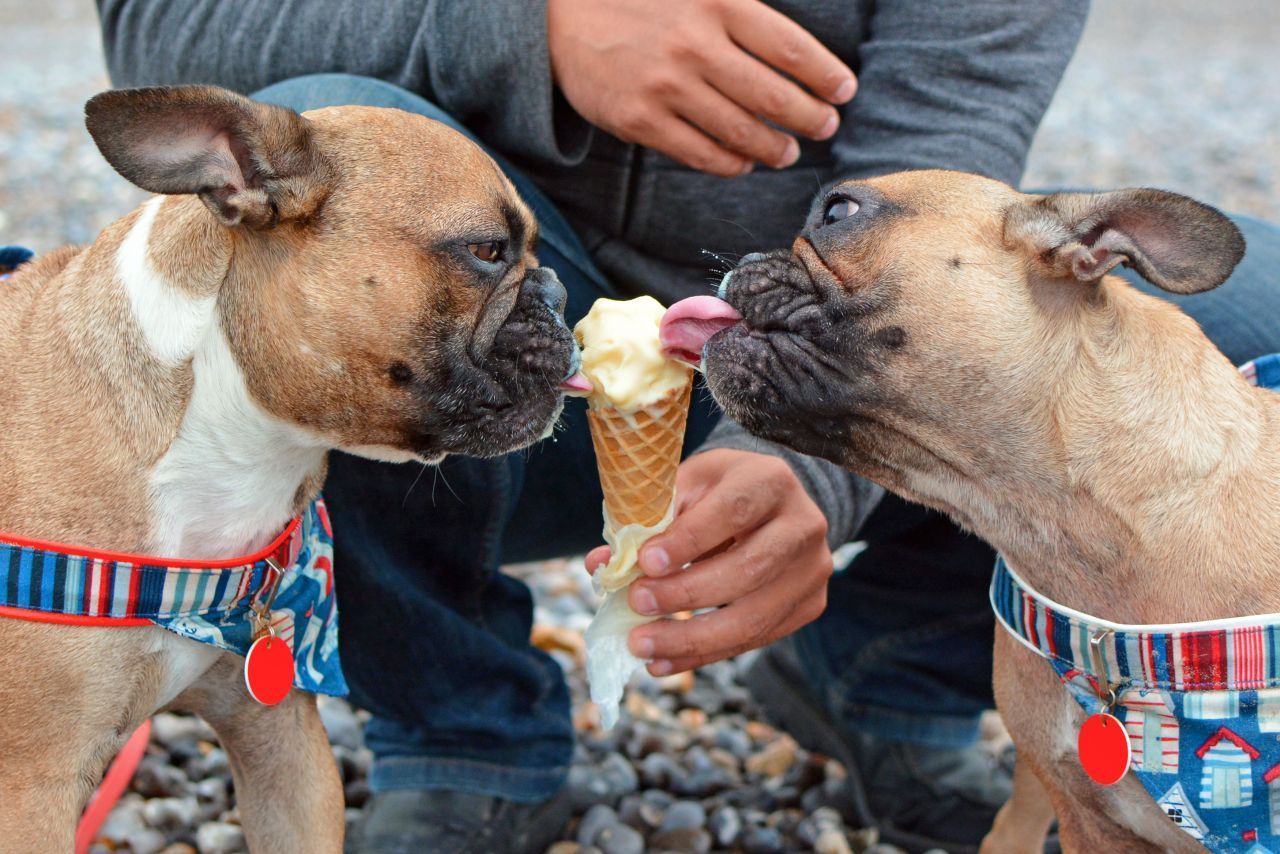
[0,515,304,626]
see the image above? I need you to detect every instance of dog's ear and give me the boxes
[1004,189,1245,294]
[85,86,331,229]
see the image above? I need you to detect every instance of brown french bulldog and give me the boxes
[0,86,577,851]
[663,169,1269,852]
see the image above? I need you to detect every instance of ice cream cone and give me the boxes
[586,377,692,531]
[572,295,695,729]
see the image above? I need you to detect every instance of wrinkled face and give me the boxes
[222,107,576,461]
[699,169,1243,487]
[703,171,1053,476]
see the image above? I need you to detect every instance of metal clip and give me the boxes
[250,557,285,639]
[1088,628,1118,712]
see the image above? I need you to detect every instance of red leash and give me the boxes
[75,719,152,854]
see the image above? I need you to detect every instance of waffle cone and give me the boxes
[587,379,692,529]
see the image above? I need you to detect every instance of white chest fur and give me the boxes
[117,197,329,560]
[148,323,328,558]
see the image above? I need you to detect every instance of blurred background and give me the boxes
[1,0,1276,254]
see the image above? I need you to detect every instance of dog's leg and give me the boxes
[0,622,170,849]
[981,753,1055,854]
[177,655,344,853]
[0,770,80,850]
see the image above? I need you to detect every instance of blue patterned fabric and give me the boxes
[991,355,1280,852]
[151,499,347,697]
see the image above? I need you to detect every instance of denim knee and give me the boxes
[253,73,465,135]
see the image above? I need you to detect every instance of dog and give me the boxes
[663,169,1276,851]
[0,85,576,850]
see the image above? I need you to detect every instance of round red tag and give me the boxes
[1078,712,1130,785]
[244,635,295,705]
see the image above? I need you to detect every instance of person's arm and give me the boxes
[605,1,1089,674]
[693,417,882,549]
[95,0,591,165]
[833,0,1089,185]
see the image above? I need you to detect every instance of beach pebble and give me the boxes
[576,804,619,847]
[141,797,199,834]
[658,799,705,833]
[124,828,168,854]
[815,827,855,854]
[740,824,786,854]
[595,823,645,854]
[650,827,712,853]
[195,821,247,854]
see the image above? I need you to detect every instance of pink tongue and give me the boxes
[559,371,593,395]
[660,296,743,366]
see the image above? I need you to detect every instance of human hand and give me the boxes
[546,0,857,176]
[585,449,833,674]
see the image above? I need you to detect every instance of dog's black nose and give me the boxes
[524,267,568,315]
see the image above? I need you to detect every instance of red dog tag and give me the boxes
[1078,712,1130,785]
[244,634,295,705]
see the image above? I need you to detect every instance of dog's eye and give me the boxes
[468,241,504,263]
[823,198,859,226]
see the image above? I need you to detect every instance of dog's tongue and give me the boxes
[660,296,742,367]
[559,371,593,395]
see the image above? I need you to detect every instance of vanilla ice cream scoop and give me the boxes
[574,296,692,412]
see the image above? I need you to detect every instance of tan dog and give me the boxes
[681,170,1265,851]
[0,86,576,850]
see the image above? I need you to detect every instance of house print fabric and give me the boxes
[991,355,1280,854]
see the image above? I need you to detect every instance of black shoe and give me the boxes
[745,637,1057,854]
[346,787,573,854]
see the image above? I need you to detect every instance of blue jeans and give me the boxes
[254,74,1280,798]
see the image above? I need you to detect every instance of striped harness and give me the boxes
[0,246,345,697]
[992,354,1280,854]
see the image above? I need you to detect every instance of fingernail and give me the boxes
[650,659,673,676]
[633,586,659,616]
[775,138,800,169]
[834,78,856,103]
[816,111,839,140]
[631,635,655,658]
[737,160,754,176]
[641,546,670,575]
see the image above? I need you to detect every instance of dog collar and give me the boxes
[0,498,346,697]
[992,557,1280,694]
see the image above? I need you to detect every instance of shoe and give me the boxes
[346,787,573,854]
[745,636,1058,854]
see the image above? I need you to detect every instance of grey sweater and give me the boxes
[96,0,1087,546]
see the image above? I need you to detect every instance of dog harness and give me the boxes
[992,354,1280,853]
[0,246,345,697]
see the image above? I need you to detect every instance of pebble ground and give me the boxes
[3,1,1277,852]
